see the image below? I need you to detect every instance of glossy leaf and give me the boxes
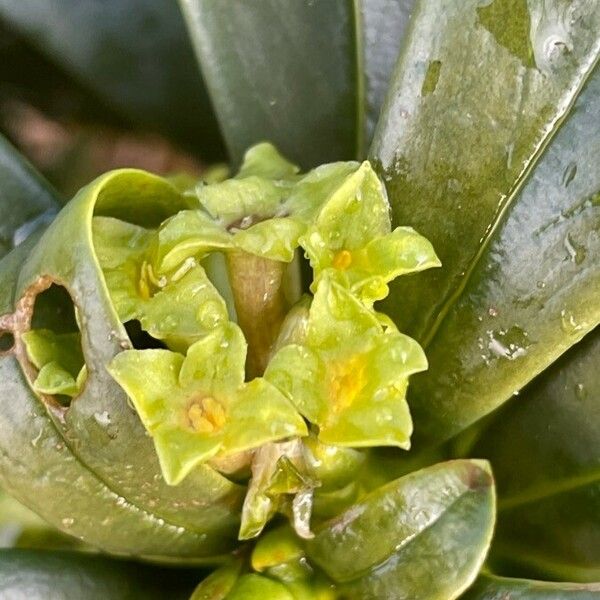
[0,550,196,599]
[0,170,246,560]
[0,134,60,259]
[359,0,416,140]
[462,573,600,600]
[178,0,360,167]
[0,0,224,156]
[371,0,600,443]
[307,459,495,599]
[473,329,600,583]
[0,489,81,551]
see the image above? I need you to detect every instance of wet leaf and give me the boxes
[473,329,600,583]
[371,0,600,444]
[0,549,197,599]
[179,0,360,167]
[462,573,600,599]
[307,460,495,599]
[0,134,60,258]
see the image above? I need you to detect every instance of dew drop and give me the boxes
[560,309,584,334]
[94,411,111,427]
[486,326,531,361]
[574,383,586,400]
[61,517,74,528]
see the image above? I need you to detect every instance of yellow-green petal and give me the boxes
[233,217,305,262]
[194,176,289,226]
[306,278,381,350]
[107,348,185,432]
[179,323,247,394]
[154,209,233,274]
[222,379,308,455]
[237,142,300,180]
[265,344,327,425]
[153,425,222,485]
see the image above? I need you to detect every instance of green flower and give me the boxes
[21,329,86,398]
[93,216,228,352]
[151,148,366,270]
[266,279,427,449]
[108,322,307,485]
[236,142,300,180]
[299,161,441,304]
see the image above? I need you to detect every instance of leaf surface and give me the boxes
[307,460,495,599]
[0,550,196,599]
[371,0,600,443]
[462,573,600,599]
[0,134,60,259]
[179,0,360,167]
[473,329,600,582]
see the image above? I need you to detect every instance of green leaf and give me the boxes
[472,329,600,583]
[371,0,600,444]
[108,323,307,486]
[306,460,495,598]
[0,171,247,560]
[266,279,425,448]
[359,0,416,141]
[462,573,600,599]
[0,0,225,156]
[0,489,82,551]
[21,329,84,381]
[0,550,197,599]
[0,134,60,259]
[179,0,361,167]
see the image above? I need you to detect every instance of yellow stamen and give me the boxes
[187,396,227,433]
[329,355,366,413]
[332,250,352,270]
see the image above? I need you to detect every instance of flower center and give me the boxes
[329,355,366,413]
[332,250,352,270]
[187,396,227,433]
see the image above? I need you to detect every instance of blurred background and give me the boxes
[0,0,225,198]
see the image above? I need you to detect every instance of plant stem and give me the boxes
[226,251,288,379]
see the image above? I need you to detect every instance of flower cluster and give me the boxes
[22,143,439,538]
